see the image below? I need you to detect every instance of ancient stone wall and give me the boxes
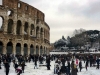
[0,0,50,55]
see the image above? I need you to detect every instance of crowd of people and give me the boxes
[0,53,100,75]
[53,54,100,75]
[0,54,51,75]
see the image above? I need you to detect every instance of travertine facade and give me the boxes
[0,0,50,55]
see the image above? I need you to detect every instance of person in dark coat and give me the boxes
[46,55,51,70]
[21,61,26,73]
[61,58,66,66]
[96,57,100,69]
[34,55,38,69]
[4,59,10,75]
[14,62,19,72]
[67,60,71,75]
[0,55,2,69]
[79,60,82,72]
[85,60,88,70]
[71,60,77,75]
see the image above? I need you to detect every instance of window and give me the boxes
[7,10,13,16]
[25,6,28,10]
[18,3,21,8]
[0,16,3,29]
[0,0,2,5]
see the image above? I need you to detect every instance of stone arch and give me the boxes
[30,24,34,35]
[0,0,2,5]
[40,28,43,38]
[7,9,14,16]
[16,43,21,55]
[0,41,3,54]
[24,43,28,55]
[40,46,43,55]
[7,19,13,34]
[6,42,13,54]
[30,44,34,54]
[36,26,39,38]
[0,16,4,29]
[18,2,21,8]
[25,6,28,10]
[24,22,28,35]
[36,45,39,54]
[17,20,22,35]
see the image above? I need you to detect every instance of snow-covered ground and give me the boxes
[0,60,99,75]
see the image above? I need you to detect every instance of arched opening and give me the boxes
[17,20,22,35]
[36,45,39,54]
[7,42,13,54]
[24,44,28,55]
[30,45,34,54]
[16,43,21,55]
[7,10,13,16]
[30,24,34,35]
[0,0,2,5]
[40,46,43,55]
[24,22,28,35]
[40,28,43,38]
[36,26,39,38]
[0,16,4,29]
[7,19,13,34]
[25,6,28,10]
[0,41,3,54]
[18,2,21,8]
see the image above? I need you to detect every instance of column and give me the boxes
[28,25,30,36]
[3,19,8,34]
[21,45,24,55]
[38,46,40,55]
[42,29,44,39]
[21,24,24,35]
[38,30,40,38]
[34,45,36,54]
[13,21,17,35]
[12,43,16,55]
[3,43,6,54]
[28,45,30,55]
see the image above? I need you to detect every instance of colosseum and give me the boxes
[0,0,50,55]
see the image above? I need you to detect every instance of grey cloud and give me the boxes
[57,0,100,18]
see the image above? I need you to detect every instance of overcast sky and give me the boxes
[1,0,100,43]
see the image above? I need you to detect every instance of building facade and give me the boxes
[0,0,50,55]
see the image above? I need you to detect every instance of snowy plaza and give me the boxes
[0,59,100,75]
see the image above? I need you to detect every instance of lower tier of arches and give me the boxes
[0,41,49,55]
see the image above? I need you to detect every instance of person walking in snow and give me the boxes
[34,55,38,69]
[79,60,82,72]
[16,65,22,75]
[96,57,100,69]
[46,55,51,70]
[85,60,88,70]
[71,60,77,75]
[66,60,71,75]
[4,59,10,75]
[21,61,26,73]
